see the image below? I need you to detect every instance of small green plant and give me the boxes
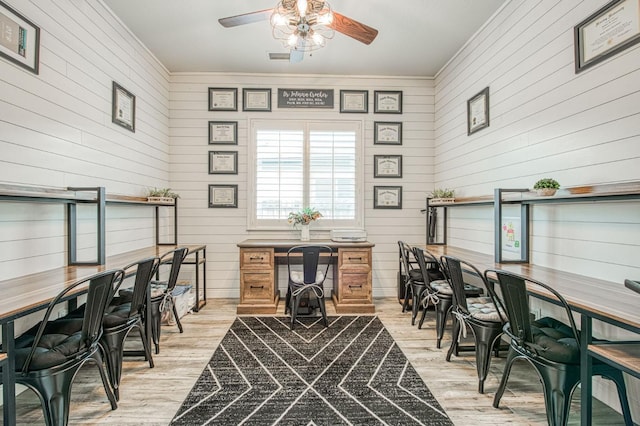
[429,188,455,199]
[288,207,322,227]
[533,178,560,190]
[147,187,179,198]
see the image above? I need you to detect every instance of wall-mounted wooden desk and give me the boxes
[237,239,375,315]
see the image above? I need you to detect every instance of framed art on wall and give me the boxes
[467,87,489,135]
[208,121,237,145]
[339,90,368,113]
[374,185,402,209]
[374,90,403,114]
[112,81,135,132]
[374,155,402,178]
[0,1,40,74]
[208,184,238,208]
[208,151,238,174]
[208,88,237,111]
[374,122,402,145]
[243,88,271,111]
[574,0,640,73]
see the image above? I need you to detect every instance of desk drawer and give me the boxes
[240,271,273,302]
[340,249,370,268]
[240,248,273,269]
[339,272,372,301]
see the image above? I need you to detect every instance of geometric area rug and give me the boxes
[171,316,453,425]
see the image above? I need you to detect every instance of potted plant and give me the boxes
[428,188,455,204]
[288,207,322,241]
[533,178,560,196]
[146,187,179,204]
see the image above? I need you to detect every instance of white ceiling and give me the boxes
[103,0,506,77]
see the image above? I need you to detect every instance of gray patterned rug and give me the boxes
[171,316,452,425]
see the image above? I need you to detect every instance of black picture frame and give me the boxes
[243,88,272,112]
[340,90,368,113]
[208,184,238,208]
[374,90,403,114]
[208,151,238,175]
[374,122,403,145]
[374,155,403,178]
[208,87,237,111]
[467,87,489,135]
[0,1,40,74]
[112,81,135,132]
[374,185,403,209]
[574,0,640,73]
[208,121,238,145]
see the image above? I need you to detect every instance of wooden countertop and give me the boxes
[423,245,640,332]
[0,244,205,323]
[589,343,640,378]
[237,239,375,249]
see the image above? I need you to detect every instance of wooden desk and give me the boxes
[237,239,375,315]
[0,244,206,425]
[423,245,640,425]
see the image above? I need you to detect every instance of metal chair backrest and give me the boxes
[398,241,414,277]
[412,247,442,287]
[487,269,579,347]
[287,245,332,284]
[159,247,189,292]
[118,256,160,317]
[23,269,124,373]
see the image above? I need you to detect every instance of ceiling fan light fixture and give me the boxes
[271,0,335,53]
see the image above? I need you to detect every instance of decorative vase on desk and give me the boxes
[300,224,310,241]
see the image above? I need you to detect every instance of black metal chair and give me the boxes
[398,240,422,307]
[148,247,189,354]
[285,244,332,330]
[441,255,507,393]
[489,269,633,426]
[413,247,483,348]
[4,269,122,426]
[101,256,159,399]
[398,241,426,324]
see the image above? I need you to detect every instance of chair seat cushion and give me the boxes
[530,316,580,364]
[13,320,87,371]
[407,268,423,282]
[466,297,505,323]
[430,279,453,294]
[290,270,325,285]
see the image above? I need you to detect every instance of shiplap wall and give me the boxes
[170,73,433,298]
[0,0,170,281]
[434,0,640,414]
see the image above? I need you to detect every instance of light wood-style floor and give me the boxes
[6,298,628,425]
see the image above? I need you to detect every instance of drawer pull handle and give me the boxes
[349,285,363,289]
[250,256,264,261]
[349,257,363,261]
[250,285,265,289]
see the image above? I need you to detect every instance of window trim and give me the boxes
[247,119,364,231]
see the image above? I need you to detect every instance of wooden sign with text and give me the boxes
[277,88,334,108]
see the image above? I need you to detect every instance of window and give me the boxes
[248,120,363,230]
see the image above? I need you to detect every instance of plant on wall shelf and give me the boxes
[428,188,455,203]
[146,187,179,203]
[533,178,560,196]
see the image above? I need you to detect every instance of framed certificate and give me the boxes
[374,155,402,178]
[374,90,403,114]
[208,151,238,174]
[112,81,135,132]
[374,122,402,145]
[574,0,640,73]
[0,1,40,74]
[208,88,237,111]
[208,184,238,208]
[243,88,272,111]
[467,87,489,135]
[208,121,237,145]
[340,90,368,113]
[374,186,402,209]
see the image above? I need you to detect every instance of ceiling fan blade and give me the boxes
[330,12,378,45]
[218,9,273,27]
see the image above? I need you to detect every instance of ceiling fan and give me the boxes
[218,0,378,63]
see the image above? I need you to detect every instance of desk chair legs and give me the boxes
[447,317,503,394]
[418,296,453,349]
[149,296,183,354]
[494,348,633,426]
